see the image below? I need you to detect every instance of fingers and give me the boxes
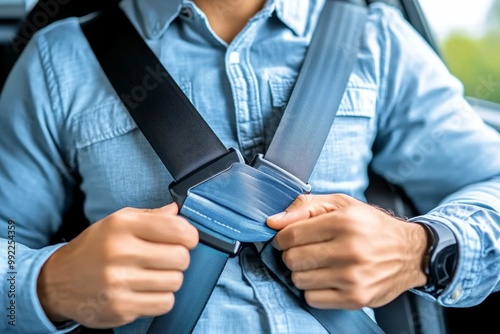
[304,288,372,310]
[131,242,192,271]
[120,292,176,318]
[267,194,316,230]
[304,289,349,310]
[152,203,180,215]
[267,194,353,230]
[273,212,346,251]
[126,211,199,249]
[120,268,184,293]
[281,240,352,271]
[292,268,333,290]
[291,267,357,291]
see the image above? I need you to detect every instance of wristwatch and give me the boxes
[416,222,459,297]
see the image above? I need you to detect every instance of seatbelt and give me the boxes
[81,1,384,333]
[265,0,368,180]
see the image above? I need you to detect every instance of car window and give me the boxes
[420,0,500,105]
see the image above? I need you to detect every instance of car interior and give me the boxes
[1,0,500,333]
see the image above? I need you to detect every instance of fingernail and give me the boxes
[269,212,286,221]
[271,237,280,250]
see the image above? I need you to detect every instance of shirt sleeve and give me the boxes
[0,31,78,333]
[369,4,500,307]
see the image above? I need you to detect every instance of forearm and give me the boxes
[0,239,77,333]
[410,176,500,307]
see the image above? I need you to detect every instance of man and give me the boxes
[1,0,500,333]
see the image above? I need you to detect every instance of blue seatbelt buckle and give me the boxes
[169,148,245,256]
[169,150,310,258]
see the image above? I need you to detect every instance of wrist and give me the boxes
[37,245,71,323]
[402,221,430,288]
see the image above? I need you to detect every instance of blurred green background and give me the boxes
[440,0,500,104]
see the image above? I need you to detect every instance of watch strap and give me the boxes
[415,221,458,297]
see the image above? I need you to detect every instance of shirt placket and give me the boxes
[221,12,302,333]
[224,20,266,161]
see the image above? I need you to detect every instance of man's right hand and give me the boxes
[37,203,199,329]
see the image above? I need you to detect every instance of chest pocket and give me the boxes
[269,79,378,193]
[71,82,192,222]
[73,80,192,149]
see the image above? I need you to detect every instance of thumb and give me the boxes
[152,202,180,215]
[267,194,316,230]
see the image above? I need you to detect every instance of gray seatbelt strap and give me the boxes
[265,0,369,182]
[261,1,383,333]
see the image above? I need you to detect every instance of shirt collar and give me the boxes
[133,0,312,40]
[274,0,311,36]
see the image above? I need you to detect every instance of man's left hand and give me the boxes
[267,194,429,310]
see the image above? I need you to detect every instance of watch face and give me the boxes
[434,244,458,288]
[423,221,459,295]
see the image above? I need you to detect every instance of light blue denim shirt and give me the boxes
[2,0,500,333]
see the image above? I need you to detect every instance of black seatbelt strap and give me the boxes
[80,6,228,181]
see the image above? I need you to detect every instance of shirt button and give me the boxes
[229,52,240,64]
[450,285,463,301]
